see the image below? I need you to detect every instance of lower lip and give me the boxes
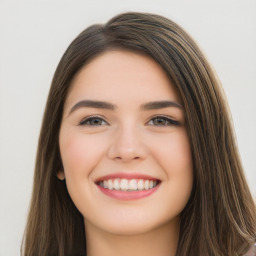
[97,184,160,201]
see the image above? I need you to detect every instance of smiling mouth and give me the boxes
[95,173,161,200]
[96,178,159,191]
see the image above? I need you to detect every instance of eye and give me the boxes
[79,116,109,126]
[147,116,180,126]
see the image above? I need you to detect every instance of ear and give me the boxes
[57,170,65,181]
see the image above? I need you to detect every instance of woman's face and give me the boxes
[59,50,193,235]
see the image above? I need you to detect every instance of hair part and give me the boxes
[22,12,256,256]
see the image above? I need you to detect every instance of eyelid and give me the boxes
[146,115,181,126]
[78,114,180,127]
[78,115,109,126]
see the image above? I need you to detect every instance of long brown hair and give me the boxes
[22,12,256,256]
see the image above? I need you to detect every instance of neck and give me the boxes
[84,218,180,256]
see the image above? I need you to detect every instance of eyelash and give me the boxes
[79,115,109,126]
[147,116,181,126]
[79,115,180,127]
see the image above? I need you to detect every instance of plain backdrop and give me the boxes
[0,0,255,255]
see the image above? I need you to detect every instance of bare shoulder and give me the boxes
[244,244,256,256]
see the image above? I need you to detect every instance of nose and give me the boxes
[107,125,147,162]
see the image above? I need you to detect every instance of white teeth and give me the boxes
[120,179,129,191]
[144,180,149,190]
[99,178,158,191]
[137,179,144,190]
[107,180,113,190]
[114,179,120,190]
[149,180,153,189]
[129,179,137,190]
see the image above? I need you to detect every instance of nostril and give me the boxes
[107,131,147,161]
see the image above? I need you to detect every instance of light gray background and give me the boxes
[0,0,255,255]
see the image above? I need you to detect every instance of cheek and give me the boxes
[169,134,192,173]
[150,130,193,206]
[59,130,108,214]
[150,130,192,174]
[59,131,106,177]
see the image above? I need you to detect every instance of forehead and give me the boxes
[64,50,181,108]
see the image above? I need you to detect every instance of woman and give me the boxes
[22,12,256,256]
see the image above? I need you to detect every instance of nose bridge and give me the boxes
[107,121,146,161]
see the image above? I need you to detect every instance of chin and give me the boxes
[84,208,180,237]
[105,221,156,236]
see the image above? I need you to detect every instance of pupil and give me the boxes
[92,119,101,125]
[154,118,165,125]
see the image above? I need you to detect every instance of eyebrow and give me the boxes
[68,99,183,115]
[69,100,116,115]
[141,100,183,110]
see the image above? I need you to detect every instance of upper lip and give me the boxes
[95,172,159,183]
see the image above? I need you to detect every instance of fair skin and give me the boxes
[59,50,193,256]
